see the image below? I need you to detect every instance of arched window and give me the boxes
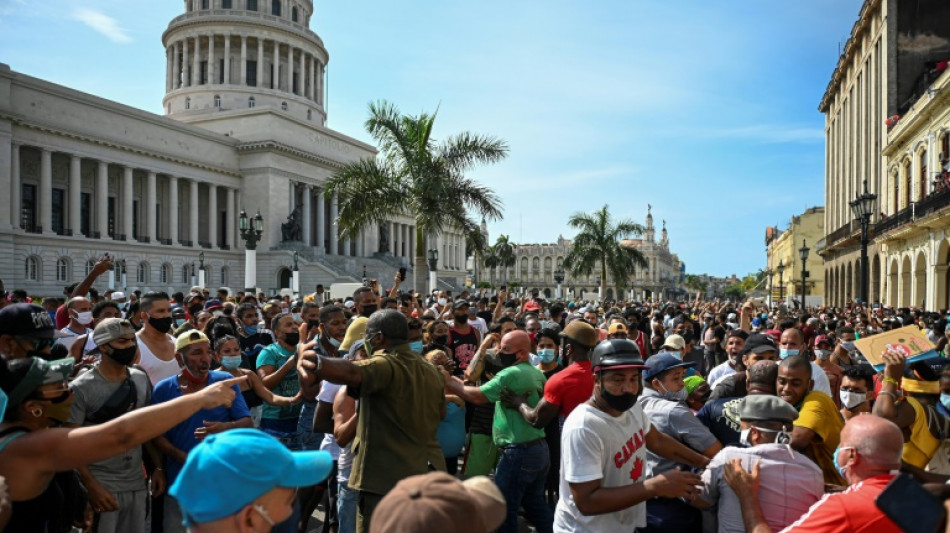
[248,96,255,108]
[161,263,171,284]
[221,267,229,286]
[246,0,258,11]
[137,262,149,284]
[182,264,191,284]
[271,0,281,16]
[291,6,298,21]
[281,102,288,111]
[185,97,191,110]
[86,259,96,275]
[25,256,40,282]
[214,95,221,108]
[56,258,70,282]
[919,149,928,201]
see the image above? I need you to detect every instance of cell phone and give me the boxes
[875,473,944,533]
[500,285,507,291]
[398,267,407,282]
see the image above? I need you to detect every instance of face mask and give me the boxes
[174,318,186,328]
[220,355,242,370]
[328,336,342,348]
[433,335,449,346]
[840,390,867,410]
[657,381,688,403]
[454,314,468,324]
[73,311,93,326]
[409,340,424,353]
[680,331,694,344]
[43,394,75,424]
[283,332,300,346]
[498,351,518,368]
[188,305,203,316]
[538,348,556,364]
[833,446,852,478]
[779,348,799,359]
[739,427,753,447]
[841,341,856,354]
[244,324,258,335]
[292,313,301,322]
[148,315,174,334]
[105,345,138,366]
[361,305,378,317]
[438,298,447,306]
[940,393,950,412]
[814,349,832,360]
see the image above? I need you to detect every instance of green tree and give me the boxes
[562,204,647,299]
[492,234,516,284]
[325,100,508,291]
[683,274,708,295]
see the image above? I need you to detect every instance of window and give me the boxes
[161,263,171,284]
[246,60,257,87]
[220,267,229,286]
[919,150,928,201]
[182,264,191,283]
[185,97,191,109]
[219,59,225,83]
[214,94,221,108]
[133,200,140,240]
[107,197,116,237]
[281,102,287,111]
[271,0,281,16]
[247,0,258,10]
[248,96,255,108]
[81,192,91,236]
[222,0,232,8]
[25,256,39,282]
[21,183,36,232]
[137,262,149,284]
[86,259,96,275]
[52,188,65,235]
[291,6,298,21]
[201,0,209,9]
[56,258,70,282]
[200,61,208,84]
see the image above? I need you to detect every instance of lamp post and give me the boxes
[292,251,300,297]
[777,260,785,305]
[198,251,206,289]
[799,239,810,310]
[427,249,439,295]
[849,178,878,304]
[119,260,127,292]
[239,210,264,292]
[553,265,565,300]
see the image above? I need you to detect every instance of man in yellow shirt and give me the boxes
[777,354,845,486]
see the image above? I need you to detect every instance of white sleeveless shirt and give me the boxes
[137,334,180,386]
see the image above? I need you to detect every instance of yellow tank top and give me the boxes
[903,396,941,468]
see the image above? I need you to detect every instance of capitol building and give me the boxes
[0,0,470,296]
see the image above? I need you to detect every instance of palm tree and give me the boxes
[683,274,708,295]
[563,204,647,299]
[324,100,508,291]
[492,234,516,284]
[482,244,500,287]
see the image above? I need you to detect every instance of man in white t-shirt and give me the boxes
[56,296,94,351]
[467,305,489,337]
[555,339,710,533]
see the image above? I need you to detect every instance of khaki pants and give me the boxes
[355,491,383,533]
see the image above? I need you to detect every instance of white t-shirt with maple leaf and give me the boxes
[554,401,652,532]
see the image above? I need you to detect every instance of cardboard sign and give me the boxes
[853,325,940,371]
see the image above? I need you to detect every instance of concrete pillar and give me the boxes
[69,155,81,236]
[208,33,216,84]
[182,38,190,86]
[388,221,395,256]
[315,188,325,253]
[318,62,323,106]
[238,34,245,86]
[194,35,201,85]
[173,41,181,89]
[96,161,109,238]
[356,228,364,257]
[308,55,315,100]
[146,171,157,242]
[286,46,294,93]
[166,46,173,92]
[344,235,352,257]
[225,187,235,249]
[122,166,133,240]
[208,183,218,247]
[39,148,52,234]
[393,223,401,257]
[256,38,264,88]
[410,225,415,262]
[2,141,14,229]
[190,179,199,246]
[330,193,339,254]
[302,184,311,245]
[225,33,233,84]
[272,40,280,90]
[298,49,305,96]
[169,176,179,243]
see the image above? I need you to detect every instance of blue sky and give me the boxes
[0,0,861,277]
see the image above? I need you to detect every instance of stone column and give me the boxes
[69,155,81,236]
[173,41,181,89]
[286,46,294,93]
[302,184,312,245]
[272,40,280,90]
[330,193,339,254]
[146,171,157,242]
[309,56,315,100]
[388,221,395,256]
[169,176,179,243]
[344,235,352,257]
[97,161,108,238]
[208,33,216,84]
[409,225,416,263]
[298,49,305,96]
[190,179,199,246]
[226,187,235,249]
[256,38,264,88]
[166,46,173,92]
[315,188,325,253]
[208,183,218,247]
[317,62,324,106]
[1,141,13,229]
[194,35,201,85]
[40,148,52,234]
[182,38,190,86]
[122,166,133,240]
[225,33,232,84]
[393,223,401,257]
[238,35,245,85]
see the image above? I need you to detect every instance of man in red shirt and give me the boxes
[501,320,600,427]
[723,414,902,533]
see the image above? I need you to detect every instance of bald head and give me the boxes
[499,330,532,363]
[842,415,902,472]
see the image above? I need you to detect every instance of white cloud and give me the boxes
[72,8,132,44]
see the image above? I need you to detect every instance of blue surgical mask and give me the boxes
[657,381,688,403]
[538,348,556,364]
[941,393,950,412]
[244,324,259,335]
[841,341,856,354]
[292,313,301,323]
[779,348,799,359]
[409,340,424,353]
[833,446,853,478]
[174,318,186,328]
[220,356,242,370]
[328,336,342,348]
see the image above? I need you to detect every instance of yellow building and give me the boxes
[766,207,826,307]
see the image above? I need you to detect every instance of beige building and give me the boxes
[766,207,825,307]
[0,0,470,296]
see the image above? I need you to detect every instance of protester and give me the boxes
[370,472,506,533]
[0,303,64,361]
[839,365,874,420]
[136,291,180,387]
[332,340,368,533]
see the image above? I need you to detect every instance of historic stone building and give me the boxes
[0,0,469,296]
[481,207,684,302]
[765,207,826,307]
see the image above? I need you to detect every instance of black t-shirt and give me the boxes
[696,397,742,447]
[448,325,480,374]
[476,310,494,324]
[239,331,276,369]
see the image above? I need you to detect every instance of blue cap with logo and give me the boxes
[642,352,697,382]
[169,429,333,526]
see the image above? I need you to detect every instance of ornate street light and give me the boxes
[777,260,785,304]
[292,251,300,297]
[427,249,439,295]
[553,264,565,300]
[239,210,265,292]
[799,239,810,310]
[849,178,878,303]
[198,251,206,289]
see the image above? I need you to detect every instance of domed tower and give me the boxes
[660,219,669,248]
[644,204,655,243]
[162,0,328,125]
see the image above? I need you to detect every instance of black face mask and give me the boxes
[284,332,300,346]
[106,345,138,366]
[454,314,468,324]
[498,351,518,367]
[148,315,174,334]
[188,304,203,316]
[599,375,638,411]
[680,331,694,344]
[361,305,378,317]
[433,335,449,346]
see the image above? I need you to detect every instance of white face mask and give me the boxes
[840,390,867,410]
[739,427,753,447]
[814,349,832,361]
[73,311,93,326]
[437,298,447,306]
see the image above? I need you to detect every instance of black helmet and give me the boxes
[591,339,648,373]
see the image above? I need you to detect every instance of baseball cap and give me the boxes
[683,375,706,395]
[184,293,204,306]
[452,299,470,311]
[524,301,541,312]
[370,471,505,533]
[204,299,223,312]
[560,320,599,348]
[738,395,799,424]
[91,318,136,349]
[642,352,696,382]
[751,317,763,328]
[5,357,74,410]
[110,291,127,302]
[741,333,778,356]
[175,330,210,352]
[661,334,685,351]
[340,316,368,352]
[607,322,627,335]
[813,335,831,348]
[0,303,66,340]
[170,429,333,526]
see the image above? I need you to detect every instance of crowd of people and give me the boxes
[3,258,950,532]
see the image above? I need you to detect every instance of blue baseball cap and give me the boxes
[642,352,697,382]
[169,429,333,526]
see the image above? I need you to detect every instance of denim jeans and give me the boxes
[493,440,553,533]
[337,464,358,533]
[297,400,325,450]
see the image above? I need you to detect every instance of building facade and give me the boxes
[0,0,470,297]
[766,207,826,307]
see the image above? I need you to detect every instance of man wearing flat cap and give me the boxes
[694,395,823,533]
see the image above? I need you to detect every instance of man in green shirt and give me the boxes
[446,330,553,533]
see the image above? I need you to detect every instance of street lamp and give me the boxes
[777,260,785,305]
[799,239,810,310]
[119,260,127,291]
[849,178,878,304]
[239,210,264,292]
[198,251,206,289]
[427,248,439,295]
[553,265,565,300]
